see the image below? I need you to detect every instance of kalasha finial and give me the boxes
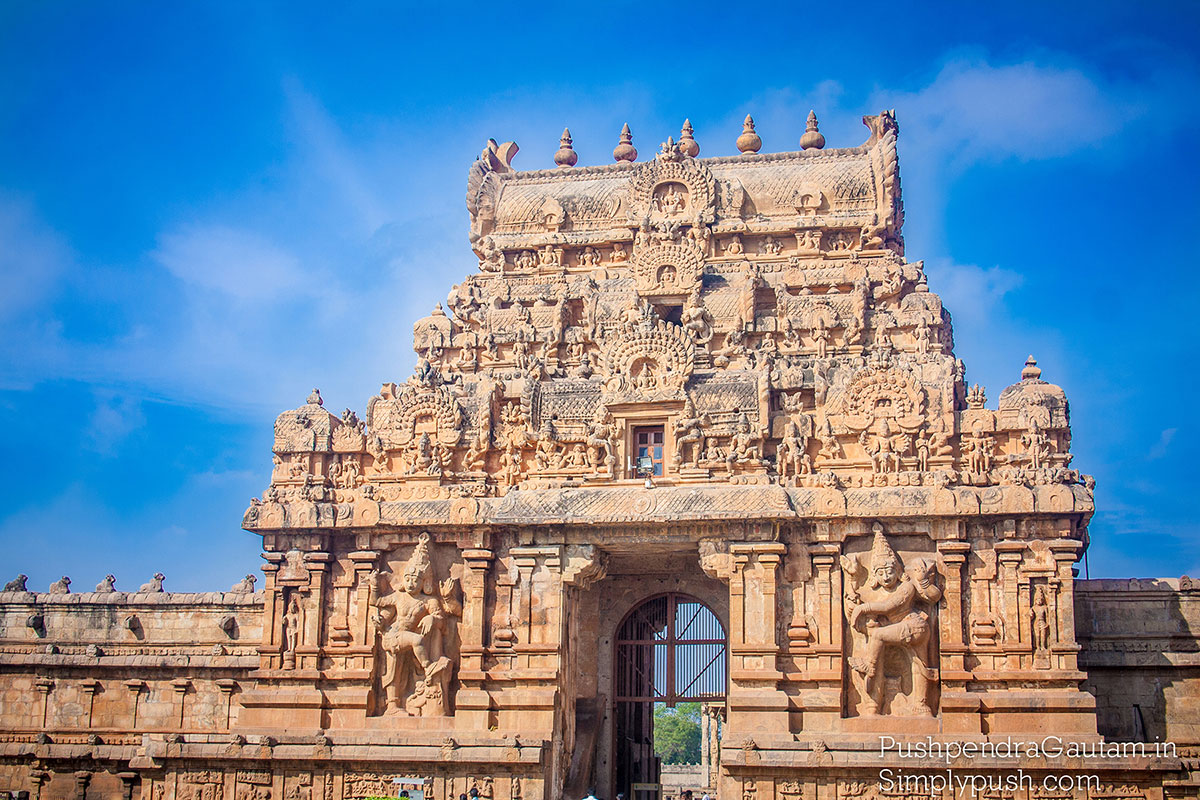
[1021,356,1042,381]
[736,114,762,154]
[679,119,699,157]
[613,123,637,162]
[554,127,578,168]
[800,110,826,150]
[307,388,323,406]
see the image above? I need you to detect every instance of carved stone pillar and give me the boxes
[117,773,138,800]
[995,541,1024,669]
[455,547,495,728]
[727,541,789,736]
[170,679,191,729]
[216,679,238,729]
[35,678,53,728]
[74,771,91,800]
[809,543,842,660]
[510,545,562,646]
[348,550,378,656]
[28,771,48,800]
[124,680,146,728]
[301,552,332,669]
[1049,538,1083,672]
[259,552,283,669]
[80,679,101,728]
[937,541,971,666]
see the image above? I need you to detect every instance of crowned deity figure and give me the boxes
[841,527,942,717]
[373,533,462,716]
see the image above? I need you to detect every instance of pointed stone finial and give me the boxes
[613,123,637,162]
[554,127,578,168]
[736,115,762,154]
[800,110,826,150]
[1021,356,1042,381]
[679,119,699,157]
[307,388,323,406]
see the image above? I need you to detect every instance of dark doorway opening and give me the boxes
[614,593,726,800]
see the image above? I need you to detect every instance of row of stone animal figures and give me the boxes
[1,573,259,594]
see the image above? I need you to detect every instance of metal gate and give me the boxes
[614,594,726,800]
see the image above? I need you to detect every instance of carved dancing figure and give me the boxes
[586,408,619,479]
[842,528,942,717]
[374,533,462,716]
[859,420,907,473]
[682,290,714,345]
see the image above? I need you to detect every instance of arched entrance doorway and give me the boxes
[613,593,727,800]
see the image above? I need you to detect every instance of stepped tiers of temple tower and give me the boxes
[1,112,1197,800]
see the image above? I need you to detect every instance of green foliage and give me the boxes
[653,702,701,764]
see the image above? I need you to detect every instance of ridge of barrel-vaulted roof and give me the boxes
[467,110,903,246]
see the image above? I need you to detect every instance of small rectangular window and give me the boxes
[633,425,665,477]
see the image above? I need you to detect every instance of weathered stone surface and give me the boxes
[1,113,1196,800]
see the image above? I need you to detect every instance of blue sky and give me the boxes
[1,2,1198,591]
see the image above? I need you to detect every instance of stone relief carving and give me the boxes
[372,533,462,716]
[841,526,942,717]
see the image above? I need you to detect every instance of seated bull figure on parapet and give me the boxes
[372,532,462,716]
[841,525,942,717]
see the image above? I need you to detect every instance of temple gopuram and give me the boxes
[2,112,1198,800]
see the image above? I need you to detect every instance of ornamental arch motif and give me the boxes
[629,158,717,224]
[839,364,925,431]
[368,386,464,448]
[603,319,697,383]
[631,241,704,295]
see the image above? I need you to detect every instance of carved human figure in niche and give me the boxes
[579,246,601,267]
[913,317,932,355]
[464,430,489,472]
[760,235,783,255]
[682,289,714,345]
[653,183,686,216]
[373,533,462,716]
[611,242,628,262]
[812,316,830,358]
[673,398,708,469]
[963,421,994,474]
[859,420,909,473]
[796,228,821,252]
[586,407,619,479]
[841,528,942,717]
[776,417,813,479]
[724,235,744,256]
[1021,418,1052,470]
[738,266,764,331]
[282,594,301,669]
[725,413,761,472]
[1031,586,1052,654]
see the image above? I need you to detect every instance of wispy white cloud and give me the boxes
[85,390,145,454]
[872,59,1129,168]
[153,225,306,301]
[925,259,1024,323]
[1147,427,1178,461]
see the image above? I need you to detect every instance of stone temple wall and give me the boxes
[1076,579,1200,746]
[1,112,1198,800]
